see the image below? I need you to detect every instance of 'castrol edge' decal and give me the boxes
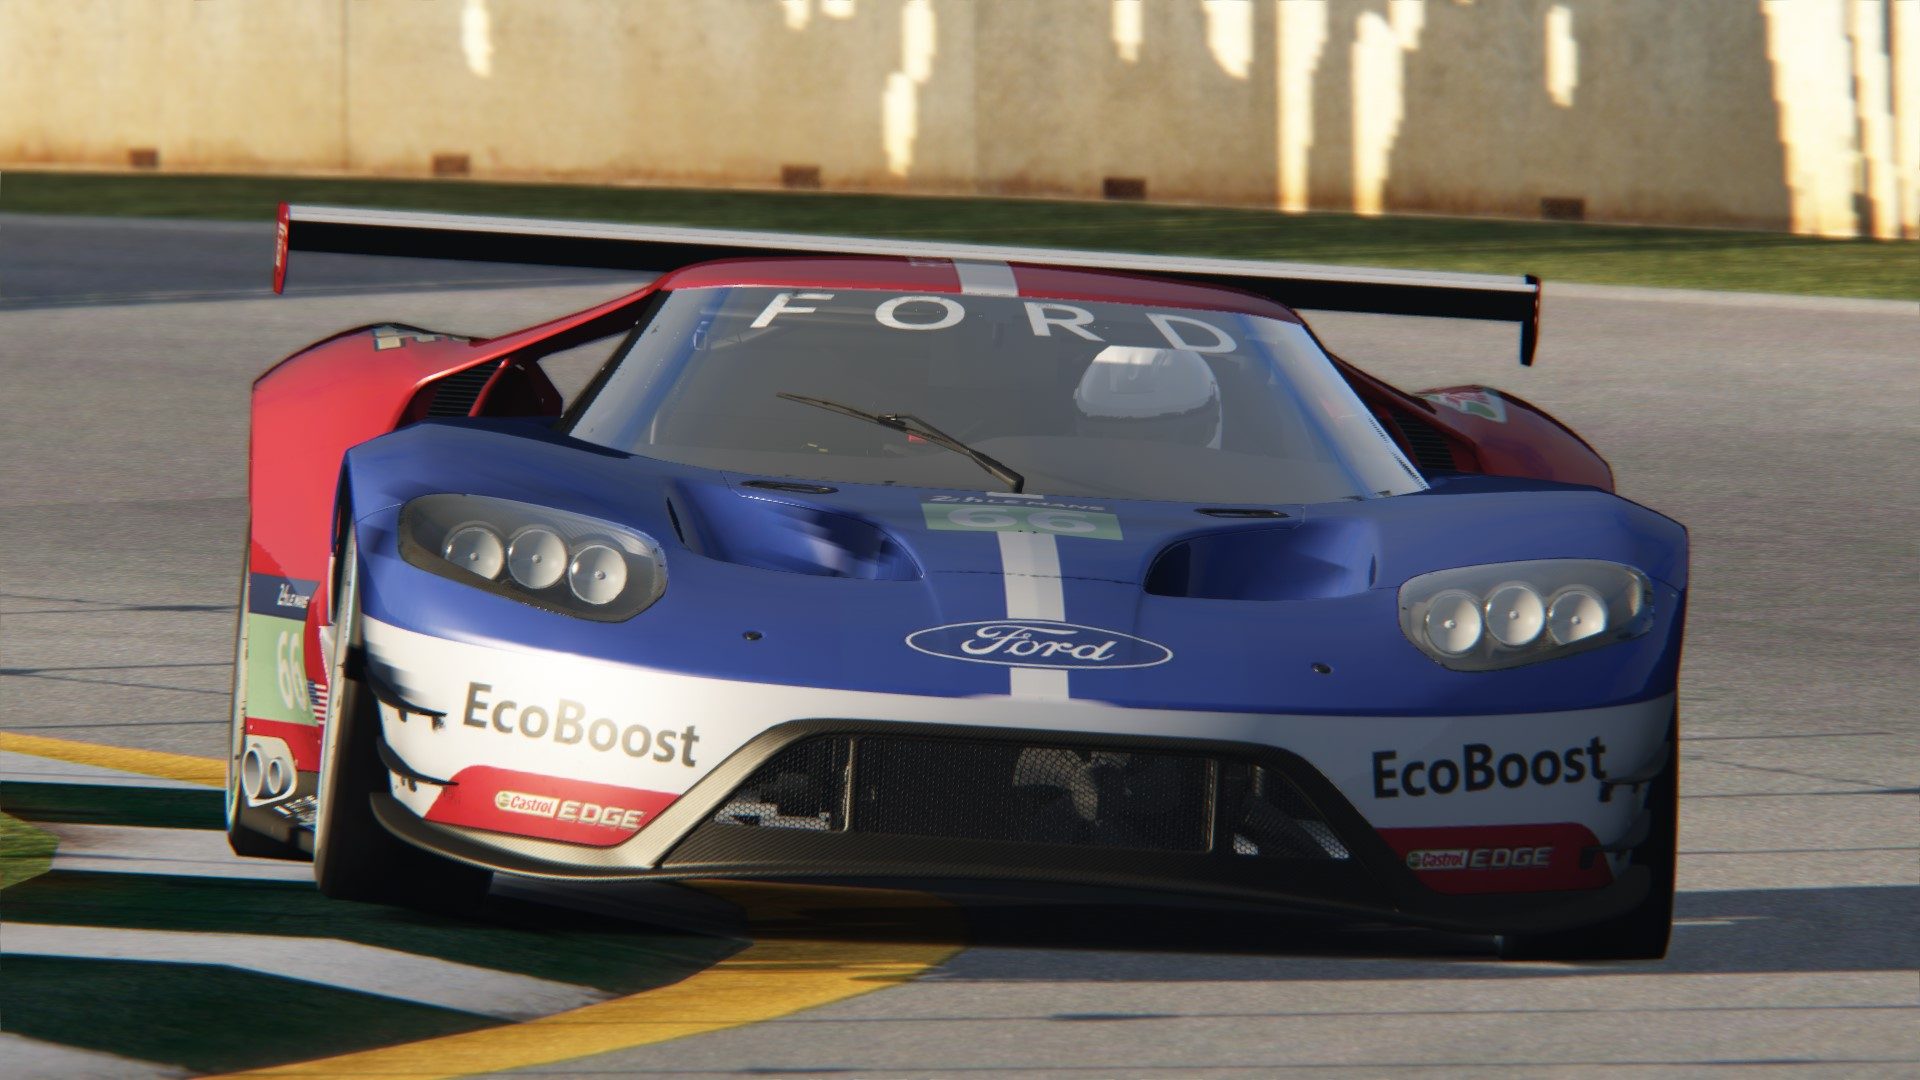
[422,765,679,847]
[1379,823,1612,894]
[905,620,1173,670]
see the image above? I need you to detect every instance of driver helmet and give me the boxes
[1072,346,1222,449]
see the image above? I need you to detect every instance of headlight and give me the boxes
[1398,559,1652,671]
[400,495,666,621]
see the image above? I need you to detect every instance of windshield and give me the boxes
[569,286,1425,504]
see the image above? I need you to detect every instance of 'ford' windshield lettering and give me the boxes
[569,287,1427,506]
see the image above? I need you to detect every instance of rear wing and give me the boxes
[274,203,1543,365]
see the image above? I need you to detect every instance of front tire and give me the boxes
[312,528,491,909]
[1498,722,1677,961]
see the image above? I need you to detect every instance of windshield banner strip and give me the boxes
[953,260,1019,297]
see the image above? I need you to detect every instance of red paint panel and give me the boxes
[422,765,679,848]
[302,591,327,691]
[1417,385,1614,490]
[248,286,659,592]
[272,202,290,294]
[244,717,321,772]
[660,256,963,294]
[251,287,654,716]
[1379,822,1611,894]
[1010,266,1302,321]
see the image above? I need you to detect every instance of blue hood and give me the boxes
[345,420,1687,717]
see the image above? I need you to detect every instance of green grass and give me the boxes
[3,170,1913,300]
[0,784,745,1074]
[1,870,742,994]
[0,810,57,890]
[0,956,497,1074]
[1,781,226,830]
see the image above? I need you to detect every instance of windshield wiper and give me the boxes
[775,392,1026,494]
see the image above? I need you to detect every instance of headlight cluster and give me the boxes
[1398,559,1653,671]
[399,494,666,621]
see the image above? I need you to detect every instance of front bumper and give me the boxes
[374,717,1657,935]
[360,615,1672,933]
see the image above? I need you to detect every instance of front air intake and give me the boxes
[708,733,1349,859]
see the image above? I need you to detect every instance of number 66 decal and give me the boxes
[275,630,305,710]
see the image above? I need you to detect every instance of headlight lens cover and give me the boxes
[1398,559,1653,671]
[400,494,666,621]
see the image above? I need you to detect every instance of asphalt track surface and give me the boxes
[2,213,1916,1077]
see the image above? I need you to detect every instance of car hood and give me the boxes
[346,421,1687,716]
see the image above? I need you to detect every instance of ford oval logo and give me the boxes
[905,620,1173,670]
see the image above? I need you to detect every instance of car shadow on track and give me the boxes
[628,878,1918,979]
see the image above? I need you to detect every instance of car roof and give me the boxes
[654,257,1305,323]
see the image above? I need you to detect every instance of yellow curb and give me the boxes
[216,880,964,1079]
[0,731,225,787]
[1,733,964,1077]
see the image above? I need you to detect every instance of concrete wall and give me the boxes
[2,0,1914,237]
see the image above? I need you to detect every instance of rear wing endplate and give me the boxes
[274,203,1543,365]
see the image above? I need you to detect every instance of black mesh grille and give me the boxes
[710,733,1347,859]
[426,362,503,418]
[854,738,1212,851]
[1218,762,1351,859]
[711,738,847,831]
[1390,412,1459,474]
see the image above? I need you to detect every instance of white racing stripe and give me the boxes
[998,530,1070,700]
[2,924,609,1020]
[953,259,1019,297]
[997,531,1065,621]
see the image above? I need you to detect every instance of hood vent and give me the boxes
[742,479,839,495]
[1196,507,1289,519]
[1389,412,1460,474]
[1146,519,1377,600]
[672,482,920,581]
[426,361,503,418]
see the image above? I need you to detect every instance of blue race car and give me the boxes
[229,207,1686,960]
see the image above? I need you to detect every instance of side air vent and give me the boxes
[426,361,503,418]
[1146,517,1374,601]
[671,481,920,580]
[1197,508,1289,519]
[1390,412,1461,474]
[742,479,839,495]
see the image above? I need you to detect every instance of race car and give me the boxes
[229,205,1686,960]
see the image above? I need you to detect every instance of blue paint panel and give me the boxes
[1145,520,1375,601]
[672,481,924,581]
[341,419,1687,717]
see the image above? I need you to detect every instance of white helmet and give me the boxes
[1072,346,1222,449]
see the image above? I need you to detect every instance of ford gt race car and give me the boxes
[229,206,1686,960]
